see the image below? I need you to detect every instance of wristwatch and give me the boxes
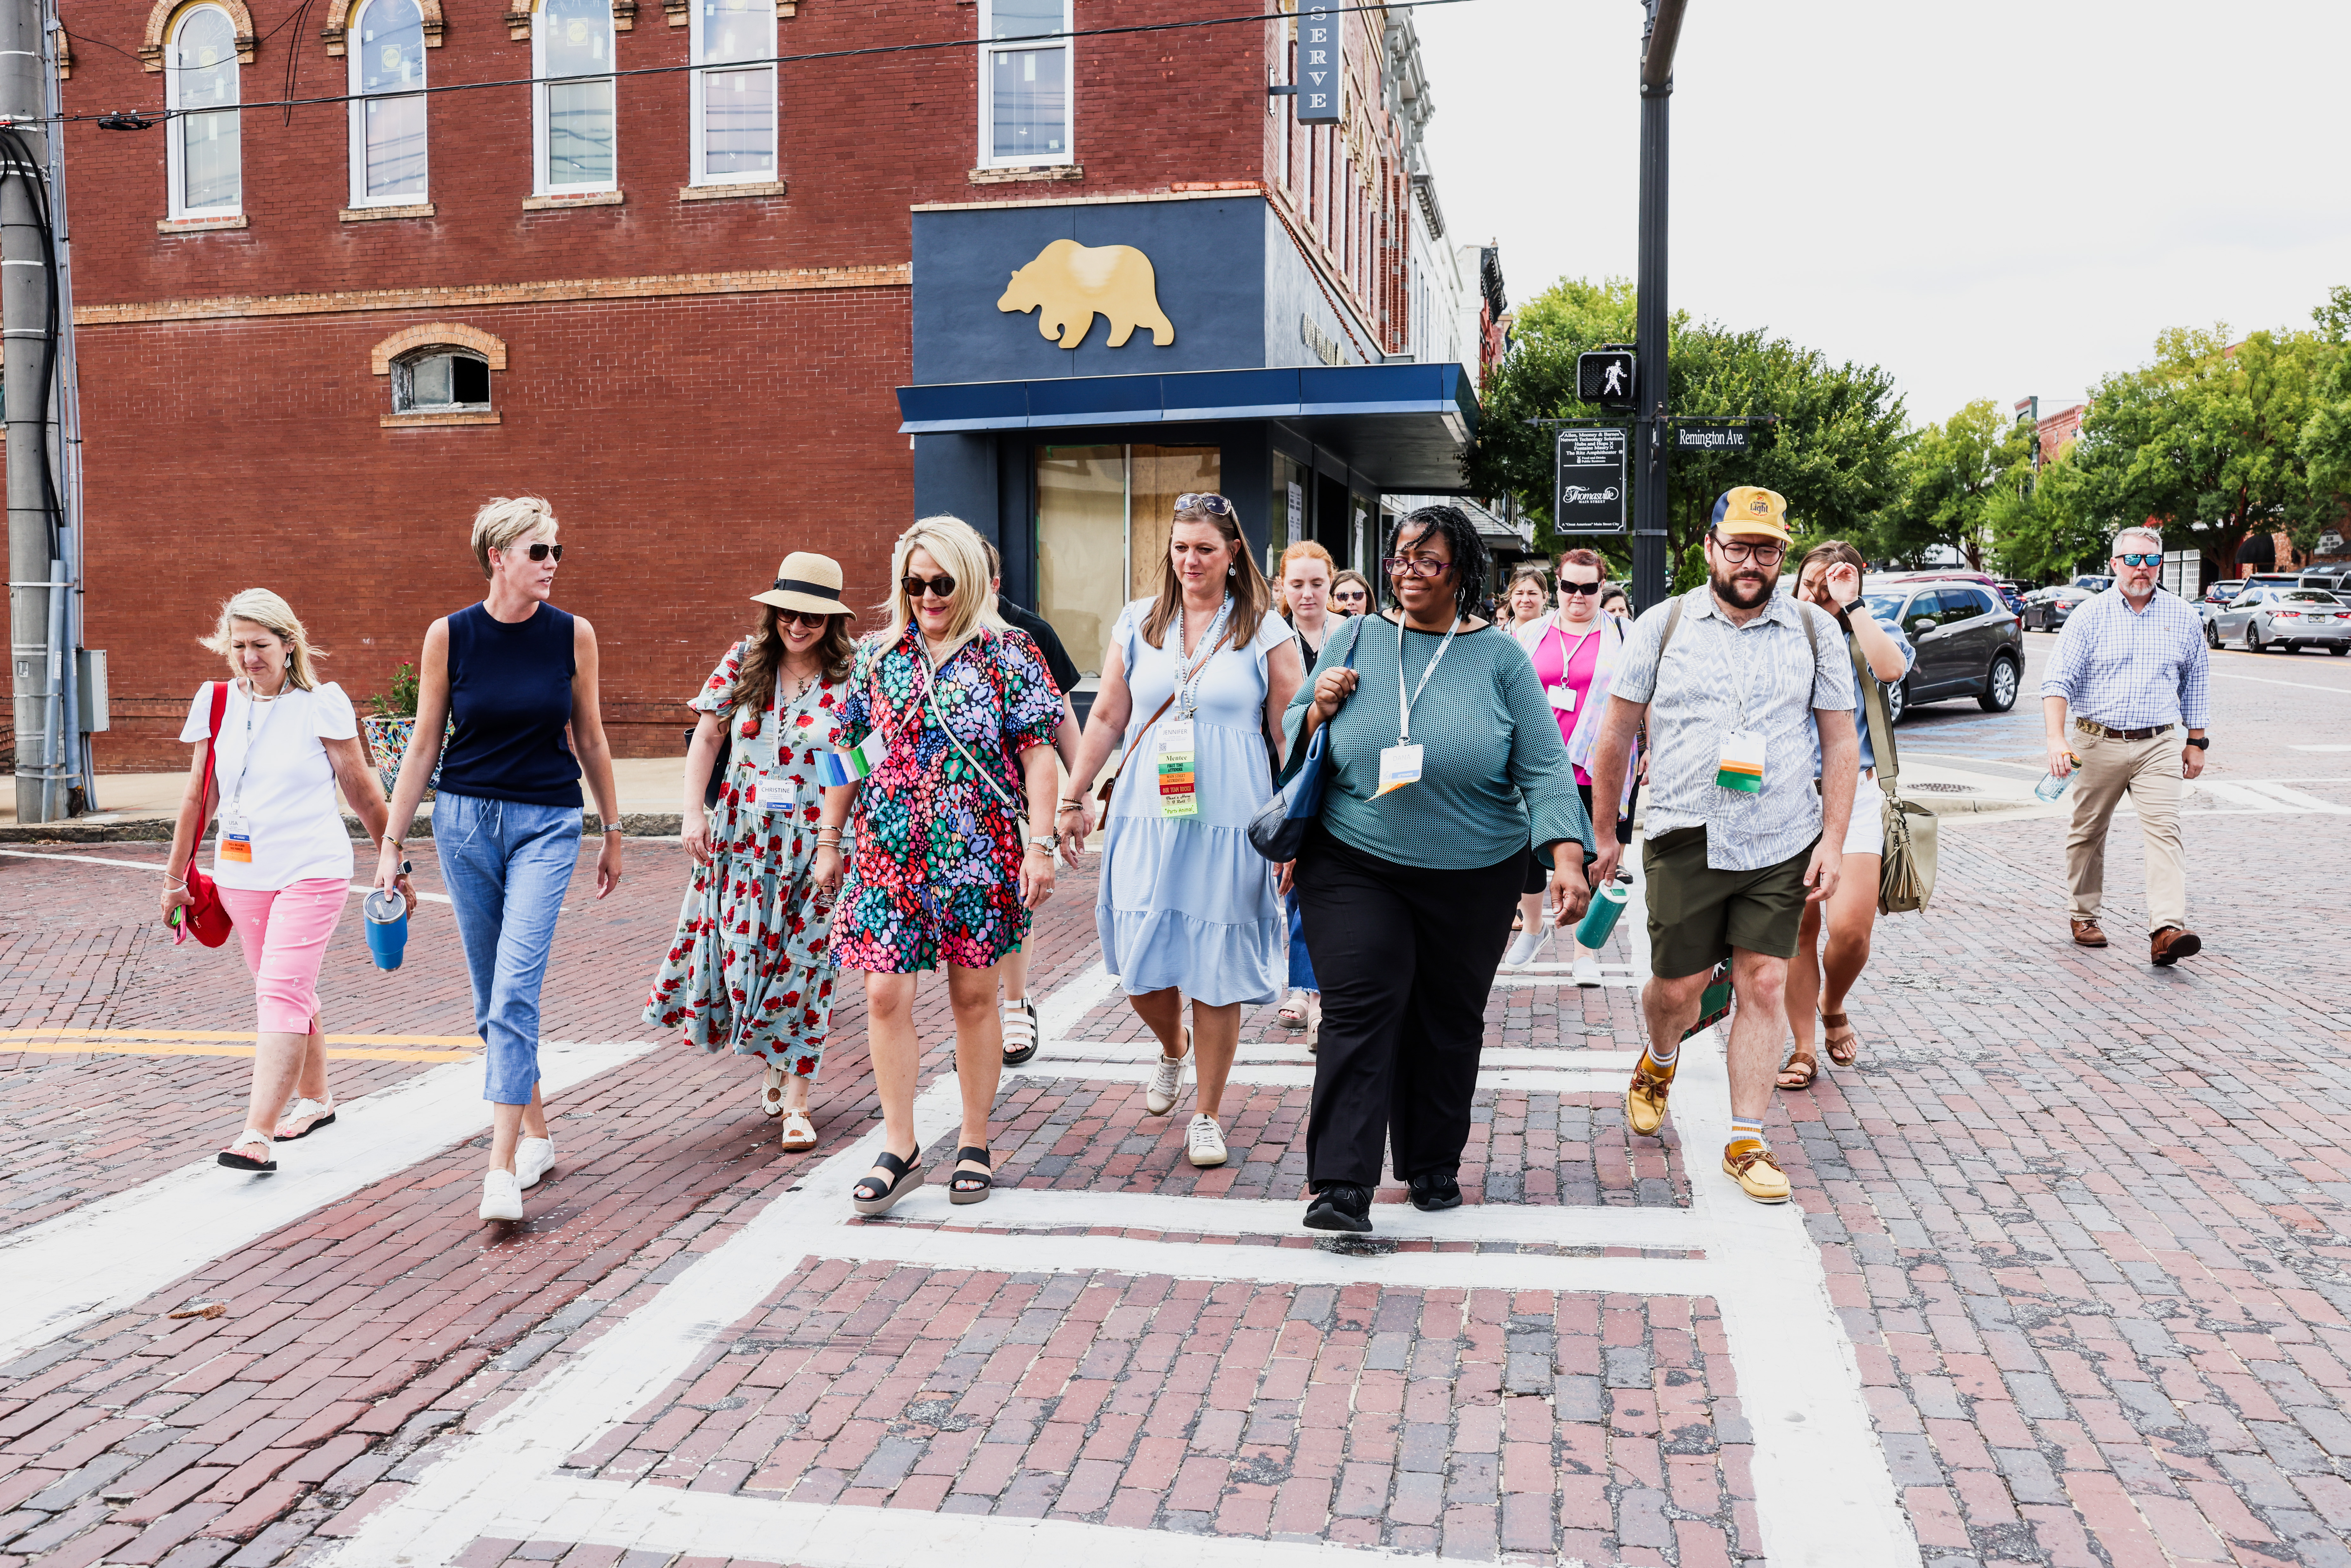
[2185,736,2209,751]
[1027,833,1059,851]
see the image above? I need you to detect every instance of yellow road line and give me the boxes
[0,1028,479,1046]
[0,1041,476,1061]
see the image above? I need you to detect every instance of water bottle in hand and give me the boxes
[2033,757,2079,803]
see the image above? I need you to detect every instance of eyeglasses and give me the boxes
[901,573,957,600]
[780,610,834,630]
[1557,579,1603,596]
[2117,552,2160,568]
[1382,556,1451,579]
[504,542,563,563]
[1711,536,1787,566]
[1175,493,1233,516]
[1331,587,1368,602]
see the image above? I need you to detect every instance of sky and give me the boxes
[1412,0,2351,432]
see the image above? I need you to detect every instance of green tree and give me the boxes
[1877,398,2033,570]
[1467,277,1907,587]
[1988,454,2112,584]
[2300,286,2351,521]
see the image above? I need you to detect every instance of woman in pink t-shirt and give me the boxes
[1507,549,1633,980]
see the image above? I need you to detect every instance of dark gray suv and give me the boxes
[1858,578,2026,722]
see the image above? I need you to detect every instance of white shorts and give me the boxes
[1842,769,1884,858]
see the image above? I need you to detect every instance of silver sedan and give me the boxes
[2211,588,2351,654]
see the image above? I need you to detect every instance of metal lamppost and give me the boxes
[1631,0,1686,612]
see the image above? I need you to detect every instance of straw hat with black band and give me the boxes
[752,552,849,616]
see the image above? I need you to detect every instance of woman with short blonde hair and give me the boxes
[814,514,1067,1214]
[164,590,408,1173]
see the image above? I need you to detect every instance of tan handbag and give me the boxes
[1853,635,1937,913]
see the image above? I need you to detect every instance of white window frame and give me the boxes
[975,0,1073,170]
[164,3,242,219]
[346,0,430,208]
[392,348,493,414]
[533,0,619,195]
[689,0,777,188]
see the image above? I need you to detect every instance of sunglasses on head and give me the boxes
[1175,493,1233,516]
[902,573,957,600]
[2117,552,2160,568]
[1556,579,1603,596]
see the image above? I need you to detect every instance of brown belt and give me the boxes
[2075,718,2173,742]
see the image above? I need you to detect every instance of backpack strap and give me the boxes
[1648,593,1686,684]
[1852,629,1902,795]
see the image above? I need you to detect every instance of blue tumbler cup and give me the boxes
[363,889,409,971]
[1574,881,1629,949]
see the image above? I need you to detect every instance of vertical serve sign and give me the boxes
[1297,1,1342,124]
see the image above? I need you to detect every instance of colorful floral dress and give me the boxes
[641,642,847,1076]
[833,622,1063,974]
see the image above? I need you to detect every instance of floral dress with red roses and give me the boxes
[833,622,1064,974]
[641,641,848,1076]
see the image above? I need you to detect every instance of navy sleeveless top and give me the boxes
[437,602,584,807]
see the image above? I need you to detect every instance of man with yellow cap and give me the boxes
[1581,487,1859,1203]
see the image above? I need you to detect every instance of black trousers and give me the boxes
[1297,825,1526,1190]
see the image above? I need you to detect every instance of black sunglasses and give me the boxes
[503,542,563,563]
[1556,579,1603,596]
[780,609,834,630]
[1331,586,1368,599]
[901,573,957,600]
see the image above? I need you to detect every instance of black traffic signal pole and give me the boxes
[1632,0,1686,612]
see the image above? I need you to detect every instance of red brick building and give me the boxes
[38,0,1480,767]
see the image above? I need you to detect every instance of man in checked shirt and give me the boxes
[2040,525,2211,964]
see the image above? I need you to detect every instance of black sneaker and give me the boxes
[1304,1182,1373,1233]
[1407,1172,1462,1211]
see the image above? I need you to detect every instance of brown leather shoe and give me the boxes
[1625,1052,1677,1138]
[2070,919,2108,948]
[2150,926,2201,966]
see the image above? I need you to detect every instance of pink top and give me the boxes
[1530,620,1606,784]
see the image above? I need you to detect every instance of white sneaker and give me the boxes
[1145,1030,1191,1116]
[1502,927,1545,968]
[516,1138,555,1190]
[479,1169,524,1221]
[1187,1114,1228,1168]
[1571,949,1603,987]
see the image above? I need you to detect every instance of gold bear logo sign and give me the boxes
[996,240,1176,350]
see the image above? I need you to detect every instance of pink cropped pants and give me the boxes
[218,878,347,1035]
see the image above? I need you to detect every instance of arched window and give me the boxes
[393,347,491,413]
[349,0,427,206]
[690,0,775,187]
[166,6,240,216]
[536,0,615,193]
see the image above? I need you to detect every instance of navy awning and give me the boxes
[895,363,1480,492]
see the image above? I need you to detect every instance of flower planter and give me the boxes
[361,715,446,801]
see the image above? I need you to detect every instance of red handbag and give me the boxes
[175,681,235,948]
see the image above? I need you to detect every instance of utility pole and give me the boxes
[3,0,66,821]
[1631,0,1686,612]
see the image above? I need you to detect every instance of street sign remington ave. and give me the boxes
[1555,427,1628,535]
[1297,1,1341,123]
[1672,421,1749,453]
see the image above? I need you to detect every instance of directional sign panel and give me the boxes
[1555,428,1627,535]
[1673,421,1750,454]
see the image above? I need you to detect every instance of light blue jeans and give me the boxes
[434,792,581,1105]
[1287,888,1317,992]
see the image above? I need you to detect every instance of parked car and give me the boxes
[2021,585,2093,631]
[1993,581,2026,615]
[2208,587,2351,654]
[2070,574,2114,593]
[2236,572,2305,595]
[1858,577,2026,720]
[2298,567,2351,594]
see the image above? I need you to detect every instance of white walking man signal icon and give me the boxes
[1602,361,1627,397]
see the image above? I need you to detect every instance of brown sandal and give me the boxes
[1820,1011,1860,1066]
[1776,1049,1818,1090]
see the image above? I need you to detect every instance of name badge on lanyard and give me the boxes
[755,776,796,813]
[1546,683,1576,713]
[219,805,254,864]
[1716,729,1766,794]
[1156,717,1198,818]
[1375,743,1423,796]
[1380,614,1461,799]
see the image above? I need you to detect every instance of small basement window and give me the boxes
[395,349,490,412]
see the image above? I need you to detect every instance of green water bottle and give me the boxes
[1575,881,1629,948]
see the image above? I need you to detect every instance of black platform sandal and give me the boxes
[851,1149,923,1217]
[949,1146,994,1206]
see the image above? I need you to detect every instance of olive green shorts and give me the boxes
[1642,826,1817,980]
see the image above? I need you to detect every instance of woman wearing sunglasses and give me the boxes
[814,516,1065,1214]
[1060,492,1305,1170]
[1329,569,1374,617]
[374,495,627,1223]
[1507,549,1636,982]
[644,553,857,1155]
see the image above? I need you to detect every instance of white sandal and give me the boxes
[273,1096,337,1142]
[759,1064,787,1117]
[779,1109,818,1152]
[1277,989,1311,1031]
[1302,993,1322,1052]
[217,1127,278,1173]
[1002,998,1040,1066]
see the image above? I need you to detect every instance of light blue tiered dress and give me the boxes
[1096,597,1292,1005]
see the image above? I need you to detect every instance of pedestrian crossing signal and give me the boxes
[1578,350,1636,409]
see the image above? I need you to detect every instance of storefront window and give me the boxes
[1034,443,1222,678]
[1269,452,1305,578]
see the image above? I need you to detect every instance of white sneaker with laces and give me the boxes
[1145,1031,1190,1116]
[1187,1114,1228,1168]
[1502,926,1545,968]
[516,1137,555,1190]
[1571,948,1603,987]
[479,1169,524,1221]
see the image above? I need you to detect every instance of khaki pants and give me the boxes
[2064,728,2186,933]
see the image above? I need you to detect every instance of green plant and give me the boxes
[371,663,420,719]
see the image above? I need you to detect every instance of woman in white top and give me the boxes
[1273,542,1338,1039]
[162,591,410,1173]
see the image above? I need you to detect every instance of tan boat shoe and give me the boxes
[1722,1141,1791,1204]
[1625,1052,1677,1138]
